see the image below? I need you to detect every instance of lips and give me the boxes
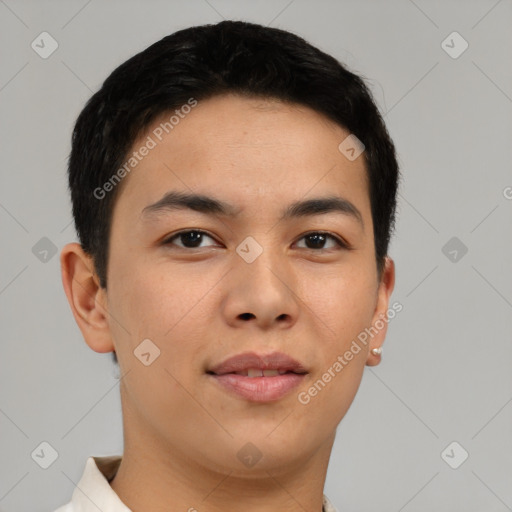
[208,351,308,376]
[207,351,308,402]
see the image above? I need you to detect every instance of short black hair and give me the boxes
[66,20,400,367]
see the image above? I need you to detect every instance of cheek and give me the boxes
[108,261,220,351]
[300,264,377,342]
[306,267,376,418]
[299,281,373,424]
[106,261,176,345]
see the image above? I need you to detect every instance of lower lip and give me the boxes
[210,373,306,402]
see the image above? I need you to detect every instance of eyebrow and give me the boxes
[141,191,364,228]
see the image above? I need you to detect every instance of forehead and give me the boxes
[113,94,370,223]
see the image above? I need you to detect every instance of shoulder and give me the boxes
[323,494,339,512]
[51,502,74,512]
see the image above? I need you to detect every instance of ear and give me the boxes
[60,242,115,354]
[366,256,396,367]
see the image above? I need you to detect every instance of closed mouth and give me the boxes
[208,368,306,377]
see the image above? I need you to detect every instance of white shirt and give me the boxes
[53,455,339,512]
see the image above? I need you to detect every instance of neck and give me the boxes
[110,397,335,512]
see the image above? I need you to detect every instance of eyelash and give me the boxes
[162,229,349,251]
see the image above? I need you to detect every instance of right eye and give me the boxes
[162,229,220,249]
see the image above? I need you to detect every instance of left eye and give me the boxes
[294,232,346,250]
[163,230,346,250]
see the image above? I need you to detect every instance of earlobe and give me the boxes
[366,256,396,367]
[60,242,115,354]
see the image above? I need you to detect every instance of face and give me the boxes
[62,93,394,475]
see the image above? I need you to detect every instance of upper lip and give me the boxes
[208,351,308,375]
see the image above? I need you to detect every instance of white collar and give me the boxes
[54,456,130,511]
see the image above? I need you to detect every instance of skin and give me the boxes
[60,93,395,512]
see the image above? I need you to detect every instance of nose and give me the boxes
[220,248,300,331]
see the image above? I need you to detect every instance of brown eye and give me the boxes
[295,232,347,250]
[164,230,217,249]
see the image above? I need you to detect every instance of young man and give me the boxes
[57,20,398,512]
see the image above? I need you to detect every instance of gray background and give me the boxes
[1,0,511,511]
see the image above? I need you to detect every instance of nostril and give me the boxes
[239,312,255,320]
